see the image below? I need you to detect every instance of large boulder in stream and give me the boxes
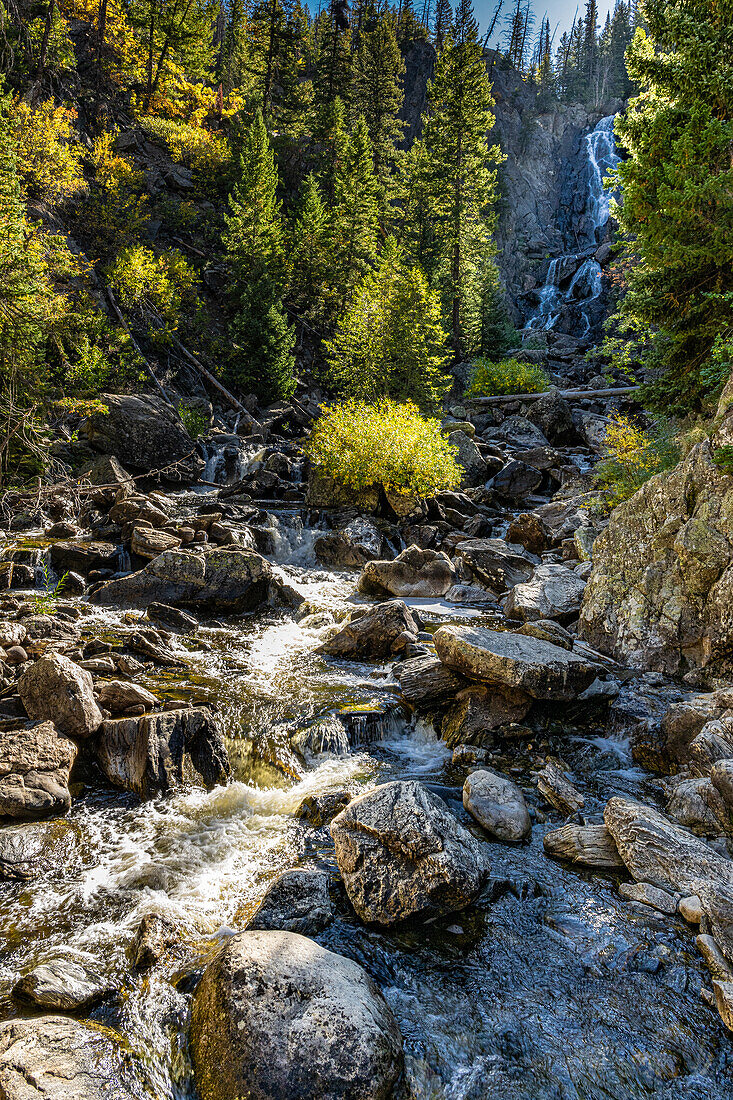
[330,780,486,925]
[452,538,537,594]
[95,706,230,798]
[18,653,103,739]
[190,930,403,1100]
[89,546,294,614]
[0,722,77,820]
[0,1016,143,1099]
[580,440,733,677]
[504,563,586,624]
[604,795,733,895]
[84,392,200,481]
[433,624,599,701]
[358,546,456,598]
[318,600,419,660]
[0,820,78,880]
[463,769,531,842]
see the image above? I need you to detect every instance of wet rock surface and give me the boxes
[0,722,77,820]
[190,930,404,1100]
[330,780,487,925]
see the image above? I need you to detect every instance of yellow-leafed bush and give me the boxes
[138,116,229,174]
[105,245,197,327]
[595,413,680,508]
[305,399,462,499]
[467,357,550,397]
[87,132,149,250]
[9,99,84,202]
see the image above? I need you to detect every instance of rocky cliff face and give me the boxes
[401,45,621,334]
[580,393,733,681]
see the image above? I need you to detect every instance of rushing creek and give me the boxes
[1,507,733,1100]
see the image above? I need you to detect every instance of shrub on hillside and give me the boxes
[138,116,229,174]
[305,400,462,499]
[9,98,84,202]
[105,245,197,328]
[595,413,680,509]
[467,357,550,397]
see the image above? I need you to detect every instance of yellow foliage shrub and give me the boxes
[595,412,680,509]
[138,116,229,173]
[305,399,462,499]
[105,244,197,327]
[87,132,149,250]
[467,357,550,397]
[9,99,84,202]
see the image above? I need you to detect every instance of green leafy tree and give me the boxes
[608,0,733,411]
[325,237,451,411]
[421,0,501,358]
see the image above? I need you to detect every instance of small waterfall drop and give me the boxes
[525,114,620,338]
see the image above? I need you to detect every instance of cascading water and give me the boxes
[525,114,621,338]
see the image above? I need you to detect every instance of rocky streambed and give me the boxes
[2,388,733,1099]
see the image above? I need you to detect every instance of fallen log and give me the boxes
[465,385,639,406]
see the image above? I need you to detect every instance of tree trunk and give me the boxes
[35,0,57,82]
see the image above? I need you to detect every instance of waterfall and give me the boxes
[524,114,620,337]
[197,437,259,490]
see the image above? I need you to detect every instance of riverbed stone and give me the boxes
[96,680,160,715]
[526,389,575,444]
[18,653,103,739]
[330,779,486,925]
[133,913,179,970]
[433,624,599,701]
[319,600,419,661]
[314,518,383,569]
[0,722,77,820]
[490,459,543,501]
[247,868,333,935]
[190,930,403,1100]
[89,546,290,613]
[618,881,679,915]
[542,823,623,868]
[0,1015,142,1099]
[463,769,531,842]
[49,540,119,576]
[0,820,78,880]
[95,706,229,797]
[453,537,537,593]
[604,795,733,895]
[358,546,456,598]
[130,526,182,559]
[441,684,532,747]
[13,957,112,1011]
[504,563,586,624]
[506,512,552,554]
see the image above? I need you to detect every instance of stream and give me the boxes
[1,504,732,1100]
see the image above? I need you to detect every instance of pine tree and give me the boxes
[609,0,733,411]
[330,115,380,311]
[350,10,405,206]
[316,94,349,203]
[325,237,450,410]
[224,110,296,401]
[247,0,308,133]
[433,0,452,49]
[312,0,352,137]
[582,0,599,103]
[287,172,331,325]
[127,0,217,111]
[421,0,501,358]
[224,108,284,285]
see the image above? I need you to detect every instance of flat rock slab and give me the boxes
[14,957,113,1011]
[433,624,599,701]
[543,823,623,869]
[190,930,403,1100]
[0,820,78,880]
[604,796,733,896]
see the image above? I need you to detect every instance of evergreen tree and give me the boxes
[312,0,352,137]
[127,0,217,111]
[609,0,733,411]
[433,0,452,48]
[582,0,599,101]
[325,237,450,410]
[316,94,349,203]
[421,0,501,358]
[330,115,380,311]
[247,0,308,132]
[287,172,331,325]
[224,109,296,400]
[350,10,405,206]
